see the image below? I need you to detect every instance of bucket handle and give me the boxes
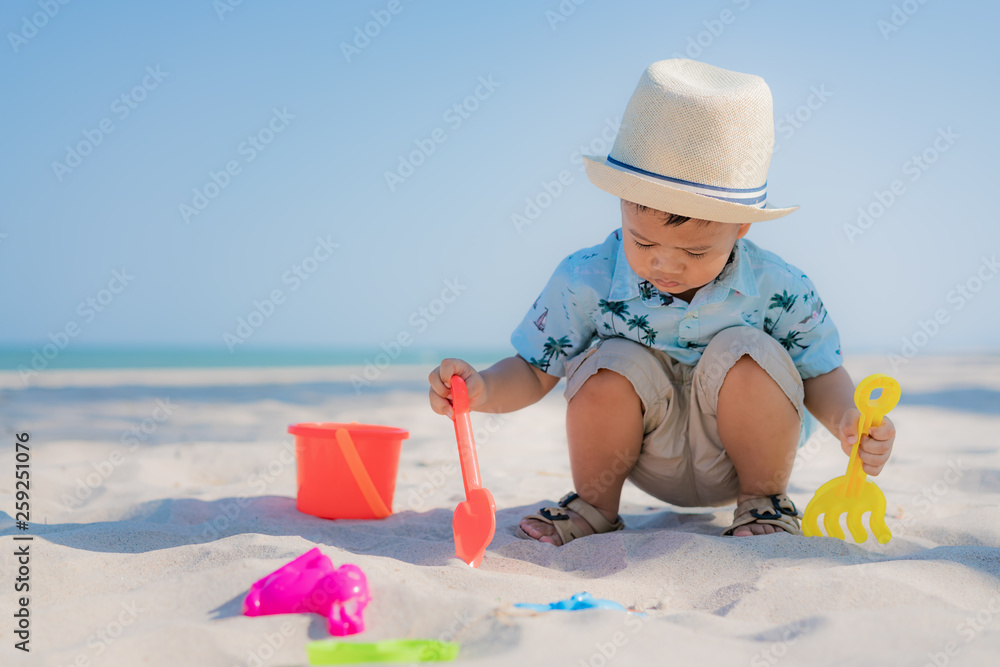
[334,428,391,519]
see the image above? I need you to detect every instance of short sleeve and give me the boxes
[764,273,842,380]
[510,256,598,378]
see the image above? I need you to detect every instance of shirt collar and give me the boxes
[710,238,759,299]
[609,233,641,301]
[608,233,759,305]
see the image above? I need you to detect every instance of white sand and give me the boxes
[1,356,999,666]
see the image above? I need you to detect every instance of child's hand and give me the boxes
[428,358,487,419]
[837,410,896,476]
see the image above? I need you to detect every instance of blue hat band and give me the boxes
[607,155,767,207]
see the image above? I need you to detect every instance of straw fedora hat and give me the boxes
[583,59,797,223]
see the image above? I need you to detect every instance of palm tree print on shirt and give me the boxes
[529,335,572,372]
[639,280,675,307]
[763,290,799,335]
[598,299,630,334]
[626,313,656,345]
[777,330,807,351]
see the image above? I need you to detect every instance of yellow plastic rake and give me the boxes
[802,374,901,544]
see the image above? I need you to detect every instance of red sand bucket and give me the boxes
[288,422,409,520]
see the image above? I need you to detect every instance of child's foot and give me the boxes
[519,509,595,546]
[517,492,625,546]
[732,493,779,536]
[723,493,802,537]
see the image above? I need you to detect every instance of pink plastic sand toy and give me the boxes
[242,547,370,636]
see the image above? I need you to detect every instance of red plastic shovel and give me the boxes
[449,375,496,568]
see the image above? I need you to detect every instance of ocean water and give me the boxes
[0,345,510,371]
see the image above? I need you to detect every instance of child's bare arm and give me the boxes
[803,366,897,476]
[802,366,856,433]
[428,355,560,418]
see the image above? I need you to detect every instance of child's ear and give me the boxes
[735,223,752,239]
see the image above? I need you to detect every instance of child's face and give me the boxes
[620,200,750,303]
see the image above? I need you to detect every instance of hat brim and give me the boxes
[583,154,798,223]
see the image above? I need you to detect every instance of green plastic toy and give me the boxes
[306,638,459,664]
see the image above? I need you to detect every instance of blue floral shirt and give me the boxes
[511,229,842,380]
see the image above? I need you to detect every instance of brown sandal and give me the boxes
[722,494,802,536]
[517,492,625,545]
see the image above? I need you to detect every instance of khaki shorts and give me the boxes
[563,326,811,508]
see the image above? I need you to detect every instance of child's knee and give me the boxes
[722,353,773,391]
[723,354,799,408]
[569,368,639,410]
[695,326,805,419]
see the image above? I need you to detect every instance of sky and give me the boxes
[2,0,998,365]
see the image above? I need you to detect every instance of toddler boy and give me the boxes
[428,59,896,543]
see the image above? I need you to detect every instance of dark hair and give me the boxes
[622,199,711,227]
